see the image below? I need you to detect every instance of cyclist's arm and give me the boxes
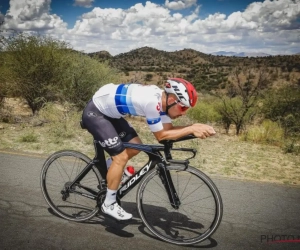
[153,122,216,141]
[144,99,216,141]
[153,123,192,141]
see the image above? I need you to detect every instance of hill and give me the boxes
[91,47,210,71]
[87,46,300,91]
[89,50,113,60]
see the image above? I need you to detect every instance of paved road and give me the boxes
[0,150,299,250]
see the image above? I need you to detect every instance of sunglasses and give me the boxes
[176,100,189,112]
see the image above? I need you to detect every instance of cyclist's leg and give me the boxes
[102,119,144,220]
[110,117,142,159]
[82,101,136,220]
[104,136,142,189]
[126,136,142,158]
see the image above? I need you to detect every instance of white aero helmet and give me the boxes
[164,78,198,107]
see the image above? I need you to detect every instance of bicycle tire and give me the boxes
[136,165,223,245]
[41,150,102,222]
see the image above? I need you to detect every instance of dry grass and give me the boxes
[0,98,299,186]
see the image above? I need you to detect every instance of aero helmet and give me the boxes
[164,78,198,107]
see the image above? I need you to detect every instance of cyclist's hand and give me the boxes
[191,123,216,139]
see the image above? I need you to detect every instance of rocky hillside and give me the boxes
[87,46,300,91]
[90,47,210,71]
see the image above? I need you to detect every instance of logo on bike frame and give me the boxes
[119,161,152,195]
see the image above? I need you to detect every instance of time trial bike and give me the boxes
[40,131,223,245]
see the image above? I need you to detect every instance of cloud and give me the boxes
[73,0,94,8]
[68,0,300,54]
[165,0,198,10]
[3,0,67,32]
[1,0,300,55]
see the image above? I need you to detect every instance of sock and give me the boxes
[104,188,117,207]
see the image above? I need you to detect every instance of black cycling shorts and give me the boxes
[81,100,138,156]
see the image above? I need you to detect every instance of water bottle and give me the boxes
[106,158,135,184]
[121,166,135,184]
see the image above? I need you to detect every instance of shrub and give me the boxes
[19,132,38,143]
[38,102,80,139]
[187,99,221,124]
[241,120,284,146]
[283,140,300,155]
[262,84,300,137]
[0,101,14,123]
[2,33,70,114]
[58,53,120,110]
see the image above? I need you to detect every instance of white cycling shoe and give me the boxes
[101,202,132,221]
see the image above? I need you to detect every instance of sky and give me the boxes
[0,0,299,56]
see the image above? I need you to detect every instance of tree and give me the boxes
[262,84,300,137]
[0,20,10,112]
[216,67,270,135]
[58,52,120,109]
[0,19,6,51]
[2,33,70,115]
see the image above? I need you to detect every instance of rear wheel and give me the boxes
[41,150,102,221]
[137,165,223,245]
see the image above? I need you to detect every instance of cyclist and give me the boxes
[81,78,216,220]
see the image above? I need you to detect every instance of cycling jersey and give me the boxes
[92,83,171,132]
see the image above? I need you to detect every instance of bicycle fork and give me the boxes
[157,163,181,209]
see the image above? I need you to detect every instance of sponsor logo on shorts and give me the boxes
[99,137,119,147]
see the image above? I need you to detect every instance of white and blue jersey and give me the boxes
[92,83,171,132]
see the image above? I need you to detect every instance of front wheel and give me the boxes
[41,150,102,222]
[136,165,223,245]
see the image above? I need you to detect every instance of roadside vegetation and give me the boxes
[0,30,299,186]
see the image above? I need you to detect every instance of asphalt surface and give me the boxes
[0,150,299,250]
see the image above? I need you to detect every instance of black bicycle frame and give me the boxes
[67,137,196,208]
